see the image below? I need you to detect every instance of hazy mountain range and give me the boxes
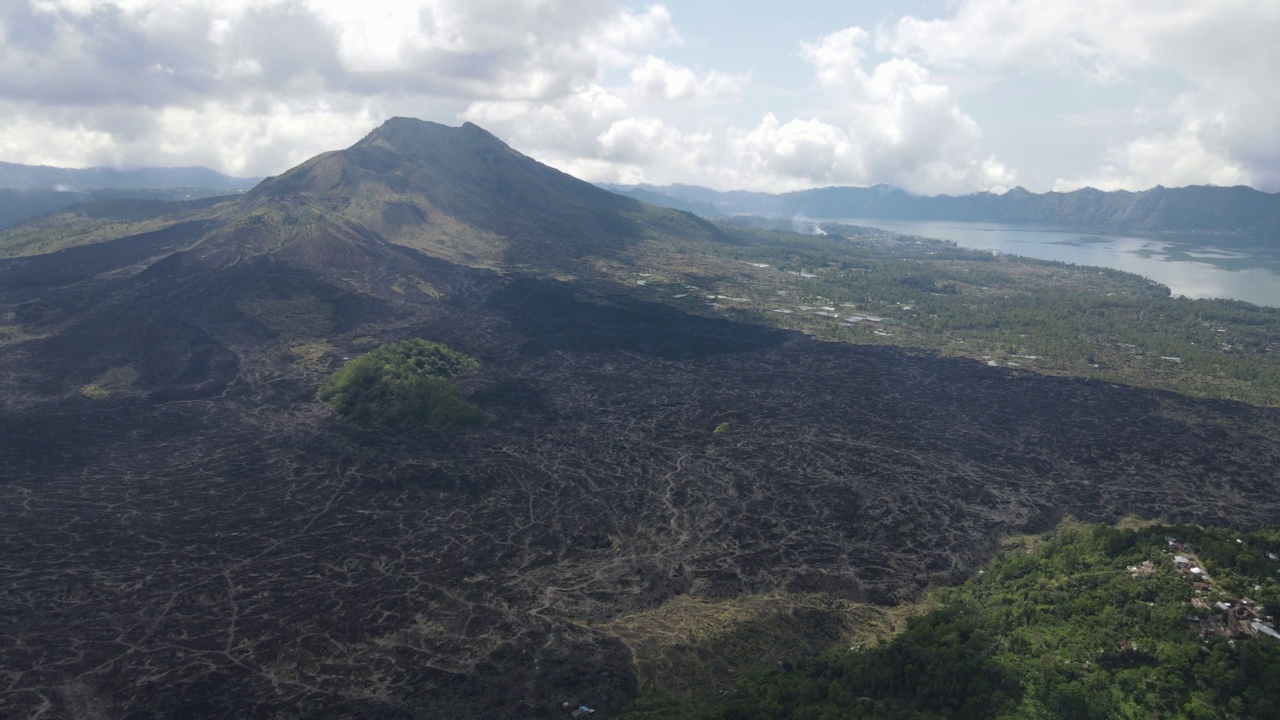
[605,182,1280,239]
[0,160,259,192]
[0,161,260,230]
[6,152,1279,242]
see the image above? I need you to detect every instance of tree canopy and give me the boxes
[620,523,1280,720]
[316,339,481,431]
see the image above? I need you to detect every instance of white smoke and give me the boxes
[791,214,826,235]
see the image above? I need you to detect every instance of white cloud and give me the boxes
[0,0,680,174]
[629,56,745,101]
[0,0,1019,195]
[729,110,1012,195]
[733,27,1016,194]
[459,23,1013,195]
[462,84,629,160]
[731,115,851,186]
[0,109,121,168]
[146,97,383,176]
[310,0,679,100]
[3,0,680,103]
[460,84,715,187]
[596,117,713,179]
[1053,124,1250,192]
[0,94,387,174]
[882,0,1280,190]
[881,1,1142,82]
[30,1,1279,196]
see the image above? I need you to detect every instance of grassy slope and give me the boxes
[599,592,934,717]
[0,197,234,257]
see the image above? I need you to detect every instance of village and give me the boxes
[1159,536,1280,642]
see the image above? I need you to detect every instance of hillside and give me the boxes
[1,118,1279,719]
[611,183,1280,240]
[236,118,660,267]
[622,522,1280,719]
[0,187,250,232]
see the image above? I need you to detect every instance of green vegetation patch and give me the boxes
[624,524,1280,720]
[316,339,481,431]
[79,364,140,399]
[620,223,1280,405]
[604,593,930,718]
[289,340,337,370]
[0,214,175,258]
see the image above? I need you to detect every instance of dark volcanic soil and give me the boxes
[2,268,1279,719]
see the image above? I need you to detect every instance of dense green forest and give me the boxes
[315,338,481,430]
[620,524,1280,719]
[616,520,1280,717]
[659,224,1280,404]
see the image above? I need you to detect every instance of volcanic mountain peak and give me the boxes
[230,117,647,267]
[0,117,720,413]
[0,117,720,305]
[248,117,608,208]
[244,119,507,199]
[355,117,509,157]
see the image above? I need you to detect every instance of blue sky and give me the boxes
[0,1,1274,195]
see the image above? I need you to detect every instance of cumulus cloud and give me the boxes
[2,0,678,102]
[727,27,1014,194]
[460,83,715,187]
[882,0,1280,191]
[880,1,1150,82]
[1052,125,1250,192]
[461,23,1014,195]
[25,0,1247,196]
[0,95,383,175]
[629,56,746,101]
[0,1,341,107]
[462,84,629,162]
[0,0,679,174]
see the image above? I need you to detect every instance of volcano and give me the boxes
[0,118,723,403]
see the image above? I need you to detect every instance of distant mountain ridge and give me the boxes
[0,161,261,230]
[0,161,260,191]
[606,183,1280,239]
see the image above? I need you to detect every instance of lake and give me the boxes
[828,218,1280,308]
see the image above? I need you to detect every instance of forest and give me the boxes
[315,338,481,431]
[620,523,1280,720]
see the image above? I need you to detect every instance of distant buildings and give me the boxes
[1252,621,1280,641]
[1169,536,1280,643]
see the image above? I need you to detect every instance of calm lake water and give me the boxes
[831,218,1280,308]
